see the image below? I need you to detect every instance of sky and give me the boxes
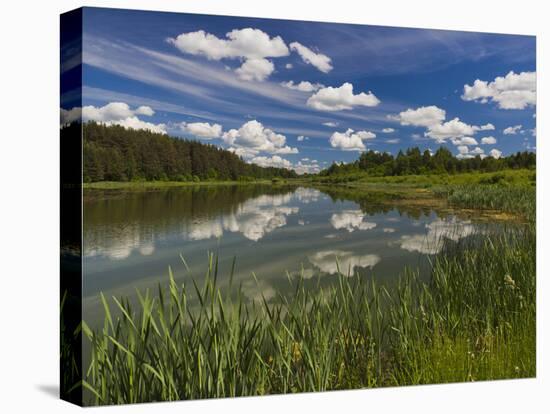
[61,7,537,174]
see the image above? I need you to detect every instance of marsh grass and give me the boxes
[78,218,535,405]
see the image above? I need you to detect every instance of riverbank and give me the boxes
[73,179,535,405]
[83,179,275,190]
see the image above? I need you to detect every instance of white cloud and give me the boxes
[457,145,469,155]
[462,71,536,109]
[135,106,155,116]
[222,120,298,155]
[250,155,292,169]
[489,148,503,159]
[82,102,152,122]
[289,42,333,73]
[390,106,492,143]
[307,83,380,111]
[451,136,478,146]
[330,210,377,232]
[481,136,497,145]
[329,128,375,151]
[111,117,167,134]
[281,80,324,92]
[503,125,523,135]
[293,160,321,174]
[76,102,166,134]
[297,135,309,141]
[235,58,274,81]
[60,107,81,125]
[391,105,446,127]
[383,228,396,233]
[227,146,257,159]
[285,63,293,69]
[386,138,400,144]
[322,122,338,127]
[180,122,222,139]
[248,156,320,175]
[475,123,495,131]
[168,28,289,60]
[531,128,536,137]
[187,193,299,242]
[168,28,289,81]
[399,218,476,254]
[382,128,395,133]
[456,145,484,158]
[309,250,380,275]
[426,118,476,140]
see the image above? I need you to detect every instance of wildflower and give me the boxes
[504,274,516,289]
[291,342,302,362]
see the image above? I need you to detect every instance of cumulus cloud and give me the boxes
[489,148,503,159]
[60,107,81,125]
[399,218,476,254]
[250,155,292,169]
[297,135,309,141]
[457,145,469,155]
[168,28,289,81]
[180,122,222,139]
[187,193,299,242]
[110,117,167,134]
[168,28,289,60]
[481,136,497,145]
[462,71,536,110]
[475,123,495,131]
[68,102,167,134]
[81,102,153,122]
[390,106,493,143]
[293,160,321,174]
[425,118,477,141]
[289,42,333,73]
[456,145,485,159]
[329,128,375,151]
[451,137,478,146]
[391,106,446,128]
[307,83,380,111]
[280,80,324,92]
[503,125,523,135]
[223,120,298,155]
[330,210,377,232]
[309,250,380,275]
[235,58,275,81]
[382,128,395,133]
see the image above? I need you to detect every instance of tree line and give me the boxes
[320,147,536,177]
[72,122,297,182]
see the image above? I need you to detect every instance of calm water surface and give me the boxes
[83,185,483,324]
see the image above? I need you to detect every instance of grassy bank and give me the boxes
[310,168,535,187]
[77,200,534,404]
[83,179,272,190]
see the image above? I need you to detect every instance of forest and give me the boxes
[62,122,536,182]
[320,147,536,177]
[67,122,298,182]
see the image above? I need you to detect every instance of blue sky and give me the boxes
[62,7,536,173]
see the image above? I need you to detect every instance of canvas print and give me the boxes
[60,7,536,406]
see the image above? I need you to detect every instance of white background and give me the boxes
[0,0,547,412]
